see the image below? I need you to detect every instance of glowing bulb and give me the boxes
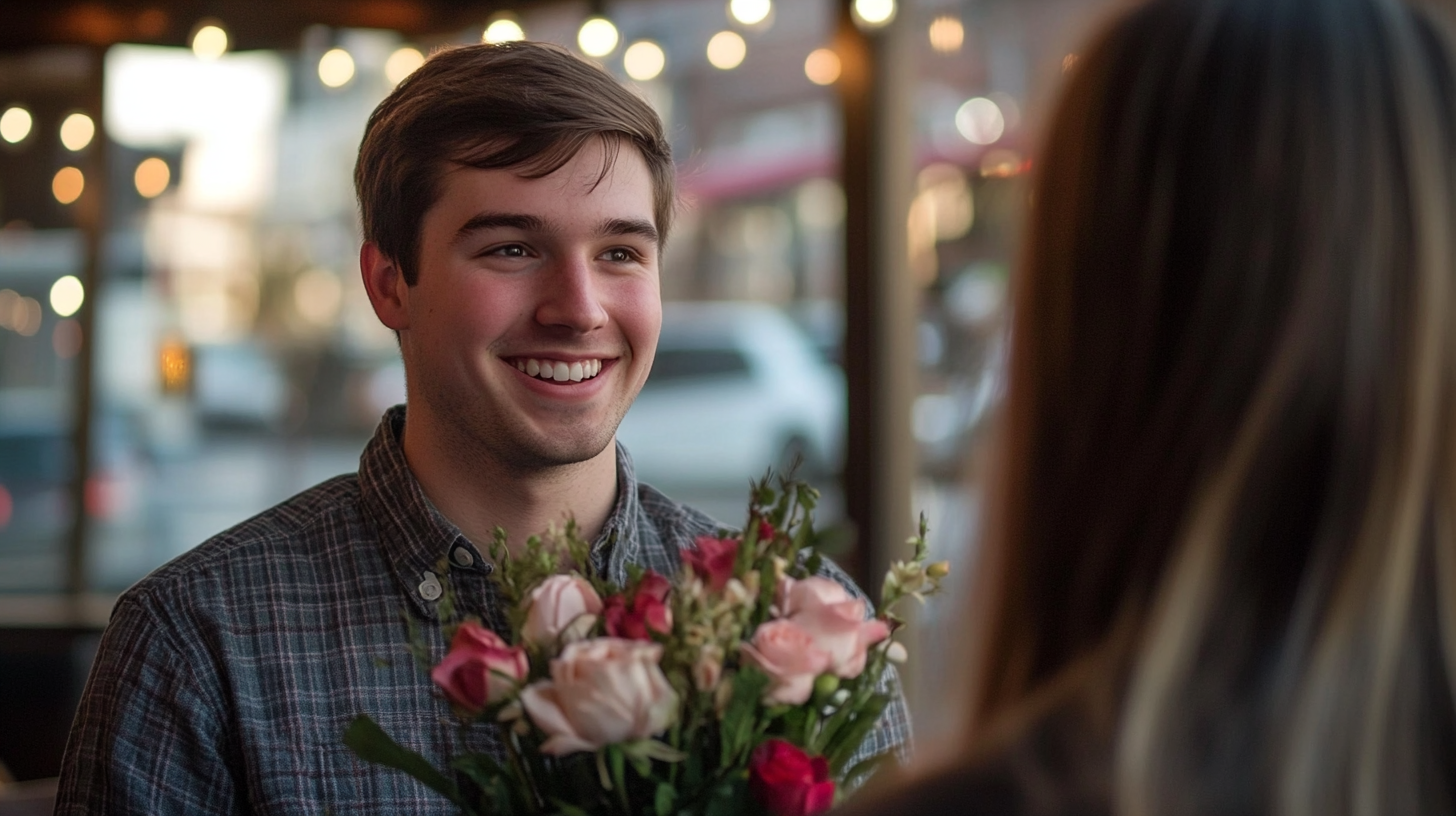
[804,48,840,85]
[385,47,424,84]
[59,112,95,151]
[192,23,229,60]
[0,107,32,143]
[134,157,170,198]
[707,31,746,70]
[484,16,525,43]
[52,167,84,205]
[49,275,84,318]
[578,17,620,57]
[624,41,666,81]
[318,48,355,88]
[729,0,772,26]
[929,16,964,53]
[956,97,1005,145]
[853,0,896,28]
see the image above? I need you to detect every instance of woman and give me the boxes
[843,0,1456,813]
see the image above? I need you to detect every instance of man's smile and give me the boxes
[510,357,608,383]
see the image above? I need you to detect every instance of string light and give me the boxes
[52,167,84,205]
[191,21,229,60]
[804,48,840,85]
[318,48,355,88]
[484,15,525,44]
[852,0,896,28]
[385,47,424,84]
[929,16,964,53]
[624,41,667,81]
[707,31,746,70]
[729,0,772,26]
[49,275,84,318]
[135,157,170,198]
[578,17,620,57]
[0,107,32,144]
[59,112,95,151]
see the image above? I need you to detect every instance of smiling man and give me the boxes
[55,42,907,814]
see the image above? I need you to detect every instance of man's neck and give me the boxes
[398,409,620,558]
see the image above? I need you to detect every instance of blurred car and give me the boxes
[616,302,844,489]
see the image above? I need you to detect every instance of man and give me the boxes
[56,42,907,814]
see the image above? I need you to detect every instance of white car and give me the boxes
[616,302,844,489]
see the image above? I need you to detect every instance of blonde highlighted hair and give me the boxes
[968,0,1456,813]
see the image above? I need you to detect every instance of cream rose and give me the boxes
[522,575,603,648]
[739,619,832,705]
[519,638,678,755]
[777,576,890,679]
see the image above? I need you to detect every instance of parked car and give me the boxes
[616,302,844,490]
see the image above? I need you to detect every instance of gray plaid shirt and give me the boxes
[56,405,909,814]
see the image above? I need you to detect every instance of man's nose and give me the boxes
[535,255,609,333]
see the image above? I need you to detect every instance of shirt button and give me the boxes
[451,547,474,568]
[418,571,442,601]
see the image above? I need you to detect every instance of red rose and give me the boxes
[603,570,673,640]
[748,739,835,816]
[684,536,740,592]
[430,621,529,714]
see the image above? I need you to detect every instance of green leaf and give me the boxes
[719,669,771,766]
[840,750,893,791]
[342,715,470,812]
[826,695,891,775]
[654,783,678,816]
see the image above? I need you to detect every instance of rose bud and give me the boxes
[430,621,529,715]
[749,739,835,816]
[683,536,740,593]
[522,575,603,649]
[603,570,673,641]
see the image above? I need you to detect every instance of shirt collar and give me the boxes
[357,405,645,617]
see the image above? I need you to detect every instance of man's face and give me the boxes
[397,139,662,472]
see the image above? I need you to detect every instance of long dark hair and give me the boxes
[967,0,1456,812]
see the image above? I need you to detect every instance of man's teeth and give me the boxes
[515,358,603,383]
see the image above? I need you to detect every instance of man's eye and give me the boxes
[603,248,636,263]
[488,244,527,257]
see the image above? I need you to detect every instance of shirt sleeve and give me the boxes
[54,591,243,815]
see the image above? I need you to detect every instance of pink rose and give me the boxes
[519,638,679,755]
[430,621,529,714]
[749,739,835,816]
[522,575,603,648]
[777,577,890,679]
[684,536,739,592]
[603,570,673,641]
[739,619,832,705]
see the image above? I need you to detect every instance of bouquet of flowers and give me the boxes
[345,477,948,816]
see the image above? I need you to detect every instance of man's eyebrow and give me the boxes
[598,218,659,244]
[454,213,548,241]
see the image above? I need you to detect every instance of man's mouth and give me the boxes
[512,357,605,383]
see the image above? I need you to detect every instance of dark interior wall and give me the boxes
[0,628,98,782]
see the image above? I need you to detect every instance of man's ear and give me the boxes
[360,242,410,331]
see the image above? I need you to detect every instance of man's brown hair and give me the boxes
[355,41,674,285]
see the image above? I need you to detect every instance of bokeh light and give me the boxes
[484,16,525,44]
[134,157,170,198]
[294,268,343,327]
[929,16,964,53]
[578,17,620,57]
[853,0,896,28]
[804,48,840,85]
[707,31,747,70]
[385,47,424,85]
[729,0,772,26]
[318,48,355,88]
[0,107,32,144]
[52,167,84,205]
[955,97,1005,145]
[49,275,85,317]
[59,112,95,151]
[192,23,229,60]
[624,41,667,81]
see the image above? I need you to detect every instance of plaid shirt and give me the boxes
[56,406,910,814]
